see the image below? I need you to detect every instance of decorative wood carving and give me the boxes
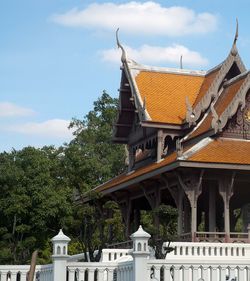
[218,172,235,209]
[187,53,246,125]
[221,90,250,139]
[176,171,204,208]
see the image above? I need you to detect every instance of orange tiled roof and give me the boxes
[135,71,205,124]
[95,152,177,192]
[95,138,250,194]
[188,138,250,164]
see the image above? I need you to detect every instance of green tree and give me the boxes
[141,204,178,259]
[64,91,125,193]
[64,91,126,260]
[0,146,72,264]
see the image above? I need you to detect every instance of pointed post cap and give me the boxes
[130,225,151,239]
[51,229,71,243]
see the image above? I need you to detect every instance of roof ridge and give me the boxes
[127,60,206,77]
[219,137,250,142]
[178,137,213,160]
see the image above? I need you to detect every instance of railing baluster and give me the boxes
[154,266,161,281]
[68,268,75,281]
[107,268,114,281]
[88,268,95,281]
[238,267,245,281]
[219,267,226,281]
[78,269,85,281]
[98,269,105,281]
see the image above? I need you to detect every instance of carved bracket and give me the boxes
[219,172,236,209]
[140,183,161,210]
[176,170,204,208]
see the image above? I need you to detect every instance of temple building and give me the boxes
[93,28,250,243]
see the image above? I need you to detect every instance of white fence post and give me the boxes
[130,225,151,281]
[51,229,71,281]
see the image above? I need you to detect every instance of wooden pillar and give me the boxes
[157,130,164,162]
[177,191,184,236]
[183,196,191,233]
[120,198,132,238]
[161,175,184,237]
[111,193,132,238]
[190,193,198,242]
[141,185,161,230]
[176,171,204,242]
[219,173,235,243]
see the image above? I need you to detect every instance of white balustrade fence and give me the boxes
[2,228,250,281]
[67,262,117,281]
[167,241,250,259]
[148,260,250,281]
[0,264,53,281]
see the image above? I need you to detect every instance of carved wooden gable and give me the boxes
[222,91,250,140]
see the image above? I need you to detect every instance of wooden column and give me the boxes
[141,184,161,230]
[161,175,183,236]
[156,130,164,162]
[219,173,235,242]
[112,193,132,238]
[177,171,204,242]
[177,192,184,236]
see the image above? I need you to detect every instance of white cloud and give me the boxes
[51,2,217,36]
[101,44,208,67]
[0,102,35,117]
[8,119,73,139]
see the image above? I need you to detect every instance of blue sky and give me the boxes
[1,0,250,151]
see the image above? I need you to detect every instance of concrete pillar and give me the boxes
[51,229,71,281]
[130,225,151,281]
[209,186,216,232]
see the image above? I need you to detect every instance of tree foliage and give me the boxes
[0,91,126,264]
[0,146,72,264]
[0,91,178,264]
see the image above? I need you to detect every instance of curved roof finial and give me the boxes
[180,55,183,69]
[231,18,238,56]
[116,28,127,63]
[234,18,239,44]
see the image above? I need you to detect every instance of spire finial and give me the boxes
[180,55,183,69]
[116,28,127,63]
[231,18,239,56]
[234,18,239,44]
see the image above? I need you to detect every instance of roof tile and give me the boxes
[135,71,204,124]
